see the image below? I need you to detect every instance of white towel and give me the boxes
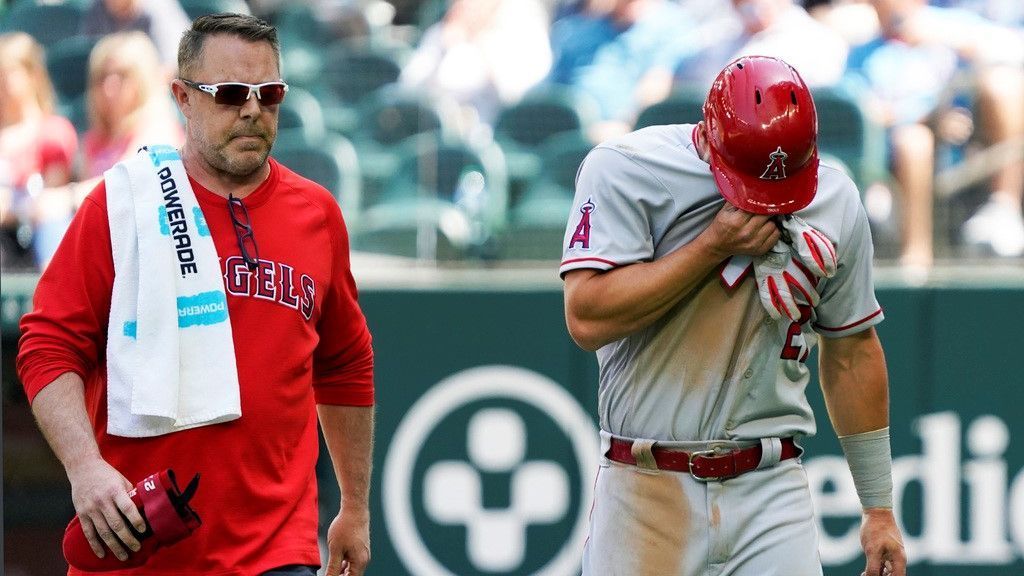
[105,145,241,437]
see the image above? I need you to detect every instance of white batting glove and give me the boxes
[753,240,821,322]
[780,215,838,279]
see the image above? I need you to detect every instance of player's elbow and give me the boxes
[565,315,607,352]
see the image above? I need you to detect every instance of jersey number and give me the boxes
[780,304,813,362]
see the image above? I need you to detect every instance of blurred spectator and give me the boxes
[81,0,191,68]
[847,0,1024,264]
[81,31,183,179]
[845,0,957,268]
[916,2,1024,257]
[547,0,693,142]
[401,0,552,133]
[674,0,849,89]
[806,0,885,47]
[929,0,1023,27]
[0,33,78,271]
[31,32,183,268]
[0,34,78,189]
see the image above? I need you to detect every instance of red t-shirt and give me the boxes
[17,158,374,575]
[1,114,78,187]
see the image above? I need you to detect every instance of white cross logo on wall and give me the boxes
[424,408,570,571]
[383,365,599,576]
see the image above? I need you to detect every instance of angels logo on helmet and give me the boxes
[760,147,789,180]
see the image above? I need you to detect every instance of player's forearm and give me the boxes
[31,372,105,473]
[564,234,724,350]
[818,328,890,436]
[317,404,374,512]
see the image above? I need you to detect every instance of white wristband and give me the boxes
[838,427,894,509]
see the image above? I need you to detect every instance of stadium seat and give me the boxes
[634,87,707,130]
[350,87,462,201]
[495,86,597,148]
[349,198,476,261]
[501,189,573,261]
[272,134,363,218]
[499,131,589,260]
[313,48,403,138]
[273,3,336,48]
[382,133,507,215]
[416,0,447,32]
[316,87,371,134]
[278,37,326,90]
[355,87,459,146]
[321,47,402,106]
[811,83,888,191]
[275,86,325,147]
[178,0,250,20]
[46,35,96,103]
[494,86,597,205]
[1,2,86,47]
[371,133,508,253]
[525,131,593,199]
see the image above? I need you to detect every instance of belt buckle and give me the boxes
[688,448,736,482]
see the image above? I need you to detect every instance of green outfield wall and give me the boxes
[3,272,1023,576]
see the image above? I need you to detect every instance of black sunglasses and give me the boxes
[228,194,260,269]
[181,79,289,107]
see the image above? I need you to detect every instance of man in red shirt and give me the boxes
[17,14,374,576]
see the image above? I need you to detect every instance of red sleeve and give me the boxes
[311,199,374,406]
[17,182,113,403]
[37,115,78,177]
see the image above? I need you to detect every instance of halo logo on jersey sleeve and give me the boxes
[760,147,789,180]
[569,199,596,250]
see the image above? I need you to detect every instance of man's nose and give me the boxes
[238,93,262,119]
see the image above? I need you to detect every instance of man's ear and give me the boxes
[170,79,191,119]
[695,120,712,163]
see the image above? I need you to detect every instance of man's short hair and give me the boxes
[178,13,280,79]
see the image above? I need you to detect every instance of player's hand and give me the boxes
[700,202,780,260]
[780,215,838,278]
[65,457,147,562]
[753,240,820,322]
[324,507,371,576]
[860,508,906,576]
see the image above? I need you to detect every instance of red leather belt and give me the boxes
[607,437,799,481]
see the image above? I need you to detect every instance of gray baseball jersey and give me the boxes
[560,124,882,443]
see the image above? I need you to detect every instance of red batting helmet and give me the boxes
[703,55,819,215]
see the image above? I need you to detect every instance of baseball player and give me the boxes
[561,56,906,576]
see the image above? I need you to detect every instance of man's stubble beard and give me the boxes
[205,135,274,179]
[212,141,272,176]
